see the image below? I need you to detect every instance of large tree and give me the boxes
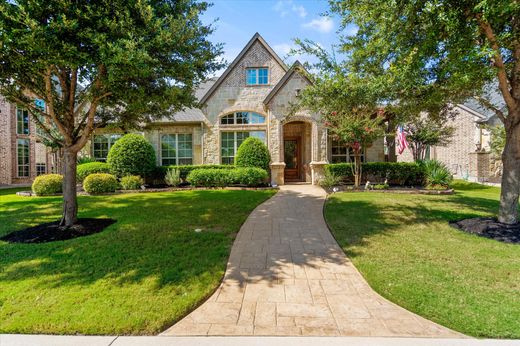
[0,0,222,226]
[323,0,520,224]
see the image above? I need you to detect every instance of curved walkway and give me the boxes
[162,185,463,337]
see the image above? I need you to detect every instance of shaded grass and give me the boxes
[0,189,276,335]
[324,180,520,338]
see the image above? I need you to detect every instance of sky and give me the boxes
[200,0,350,74]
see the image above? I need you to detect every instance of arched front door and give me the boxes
[284,137,301,182]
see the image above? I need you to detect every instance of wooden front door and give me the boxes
[284,137,301,181]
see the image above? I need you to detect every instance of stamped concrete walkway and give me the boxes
[162,185,462,337]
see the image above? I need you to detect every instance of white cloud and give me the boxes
[302,17,334,34]
[273,0,307,18]
[292,4,307,18]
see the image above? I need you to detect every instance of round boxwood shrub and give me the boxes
[232,167,268,186]
[77,162,110,183]
[107,134,156,177]
[235,137,270,171]
[83,173,119,194]
[32,174,63,196]
[120,175,144,190]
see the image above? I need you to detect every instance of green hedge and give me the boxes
[32,174,63,196]
[149,164,236,184]
[83,173,119,194]
[235,137,271,171]
[187,167,267,187]
[77,162,110,183]
[325,162,426,186]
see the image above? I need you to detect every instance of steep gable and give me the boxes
[199,33,288,106]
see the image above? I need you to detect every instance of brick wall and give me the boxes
[0,96,13,184]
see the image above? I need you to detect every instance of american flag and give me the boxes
[397,125,409,155]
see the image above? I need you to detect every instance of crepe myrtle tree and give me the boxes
[404,117,455,161]
[324,0,520,224]
[0,0,223,226]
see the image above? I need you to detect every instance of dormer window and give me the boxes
[246,67,269,85]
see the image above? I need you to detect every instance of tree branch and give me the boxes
[475,16,517,115]
[44,66,70,141]
[473,95,506,123]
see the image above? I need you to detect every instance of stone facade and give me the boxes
[0,33,390,186]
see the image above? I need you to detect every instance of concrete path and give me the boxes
[163,185,462,337]
[3,335,520,346]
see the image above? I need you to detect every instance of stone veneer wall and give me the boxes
[201,41,287,164]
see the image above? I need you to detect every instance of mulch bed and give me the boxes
[450,217,520,244]
[327,186,453,195]
[0,218,116,244]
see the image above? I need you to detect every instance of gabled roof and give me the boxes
[199,33,289,105]
[263,60,312,105]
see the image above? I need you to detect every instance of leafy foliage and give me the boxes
[77,162,111,183]
[77,156,96,165]
[488,125,506,157]
[404,117,455,161]
[120,176,144,190]
[151,164,236,184]
[187,169,234,187]
[83,173,119,194]
[165,168,182,187]
[421,160,453,189]
[231,167,268,186]
[32,174,63,196]
[319,171,342,188]
[235,137,271,171]
[107,134,156,177]
[325,162,426,186]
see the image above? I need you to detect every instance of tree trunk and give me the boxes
[498,121,520,224]
[60,149,78,227]
[354,151,362,187]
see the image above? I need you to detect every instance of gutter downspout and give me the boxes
[200,121,205,165]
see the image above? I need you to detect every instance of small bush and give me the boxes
[422,160,453,188]
[165,168,182,187]
[107,134,156,177]
[235,137,271,171]
[231,167,268,186]
[319,171,342,188]
[83,173,119,194]
[373,183,390,190]
[77,156,96,164]
[32,174,63,196]
[77,162,110,183]
[187,169,233,187]
[120,175,143,190]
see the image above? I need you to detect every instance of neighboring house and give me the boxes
[398,97,503,182]
[0,97,55,185]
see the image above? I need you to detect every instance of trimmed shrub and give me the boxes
[422,160,453,188]
[32,174,63,196]
[235,137,271,171]
[107,134,156,177]
[150,164,236,184]
[187,169,233,187]
[231,167,268,186]
[325,162,426,186]
[120,175,143,190]
[83,173,119,194]
[77,162,110,183]
[165,168,181,187]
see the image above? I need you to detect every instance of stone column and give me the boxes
[309,122,328,185]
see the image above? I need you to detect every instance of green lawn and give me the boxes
[0,188,275,335]
[325,181,520,338]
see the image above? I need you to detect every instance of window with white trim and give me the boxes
[36,163,46,176]
[16,107,29,135]
[17,139,30,177]
[161,133,193,166]
[331,139,365,163]
[220,112,266,125]
[221,131,266,165]
[246,68,269,85]
[93,134,121,161]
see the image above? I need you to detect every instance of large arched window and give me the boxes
[220,111,266,125]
